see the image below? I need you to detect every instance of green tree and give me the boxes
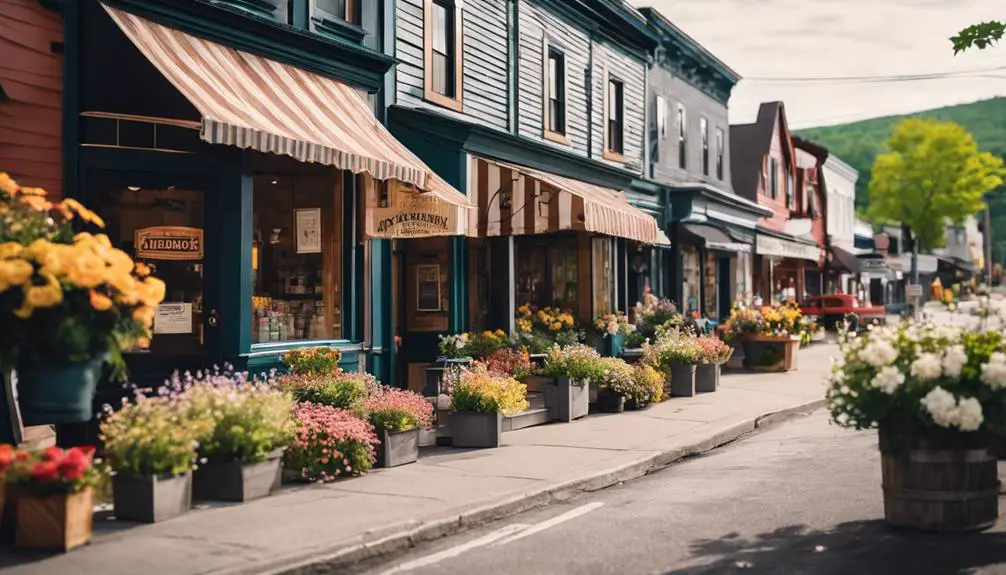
[952,21,1005,53]
[867,118,1004,251]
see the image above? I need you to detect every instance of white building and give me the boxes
[823,155,858,249]
[934,215,984,274]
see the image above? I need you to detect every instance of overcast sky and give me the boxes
[636,0,1006,129]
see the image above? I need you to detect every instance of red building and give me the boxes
[730,102,823,303]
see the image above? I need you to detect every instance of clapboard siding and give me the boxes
[591,40,645,172]
[0,0,63,198]
[395,0,509,131]
[517,0,590,156]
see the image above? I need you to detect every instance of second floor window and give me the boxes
[316,0,358,23]
[424,0,462,111]
[546,48,566,135]
[607,78,624,154]
[700,117,709,176]
[677,104,687,169]
[769,157,779,198]
[656,96,667,140]
[786,172,794,208]
[715,128,724,179]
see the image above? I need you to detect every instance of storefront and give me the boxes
[753,228,823,304]
[676,224,752,319]
[68,2,472,385]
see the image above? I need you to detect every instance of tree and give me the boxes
[867,118,1004,251]
[952,21,1005,53]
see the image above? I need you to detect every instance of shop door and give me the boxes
[87,170,221,386]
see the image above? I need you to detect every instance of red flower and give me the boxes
[30,460,60,483]
[57,448,93,482]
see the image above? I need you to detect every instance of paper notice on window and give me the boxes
[154,303,193,334]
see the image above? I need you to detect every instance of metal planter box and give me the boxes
[192,449,284,502]
[695,364,721,393]
[375,428,420,468]
[596,388,625,413]
[545,377,590,422]
[113,471,192,523]
[451,411,502,448]
[668,363,697,397]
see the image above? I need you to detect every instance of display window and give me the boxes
[251,169,342,343]
[682,245,700,314]
[703,250,717,318]
[592,237,614,316]
[515,236,579,310]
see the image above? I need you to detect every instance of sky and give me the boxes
[636,0,1006,129]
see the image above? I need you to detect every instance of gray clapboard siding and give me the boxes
[516,0,591,157]
[591,40,645,171]
[394,0,509,131]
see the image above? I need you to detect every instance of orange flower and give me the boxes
[89,290,113,312]
[0,173,18,196]
[19,195,52,212]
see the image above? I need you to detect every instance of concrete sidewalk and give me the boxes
[0,343,837,575]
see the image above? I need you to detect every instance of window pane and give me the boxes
[432,54,447,95]
[317,0,347,19]
[608,82,618,118]
[548,56,558,100]
[432,3,449,53]
[656,97,666,139]
[592,238,613,316]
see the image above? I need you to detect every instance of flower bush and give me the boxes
[594,311,635,337]
[282,347,342,375]
[514,304,582,353]
[185,380,295,465]
[438,332,471,358]
[542,343,604,382]
[596,357,652,405]
[0,173,166,377]
[277,370,379,410]
[449,364,528,415]
[100,395,214,478]
[465,330,509,359]
[827,320,1006,447]
[695,335,734,365]
[721,302,802,341]
[643,328,702,371]
[285,403,377,481]
[7,446,101,496]
[359,386,434,432]
[633,364,665,403]
[633,292,682,339]
[480,347,533,381]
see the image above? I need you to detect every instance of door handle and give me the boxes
[207,309,220,328]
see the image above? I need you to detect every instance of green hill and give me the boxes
[795,96,1006,213]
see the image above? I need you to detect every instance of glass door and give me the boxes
[87,170,219,385]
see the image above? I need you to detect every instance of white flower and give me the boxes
[859,339,898,368]
[922,387,959,429]
[836,413,850,426]
[839,385,850,395]
[607,321,618,335]
[942,345,968,378]
[910,353,942,381]
[872,366,905,394]
[980,352,1006,389]
[957,397,984,431]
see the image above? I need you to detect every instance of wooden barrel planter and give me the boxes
[879,425,999,532]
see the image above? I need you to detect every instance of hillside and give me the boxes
[795,97,1006,213]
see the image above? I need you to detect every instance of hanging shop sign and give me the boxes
[372,194,453,239]
[135,226,204,260]
[755,234,821,262]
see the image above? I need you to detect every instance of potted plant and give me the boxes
[595,358,636,413]
[542,344,602,422]
[721,303,800,373]
[0,173,166,424]
[448,364,528,448]
[644,328,701,397]
[187,376,296,502]
[694,335,734,393]
[100,395,213,522]
[7,446,100,551]
[828,321,1006,532]
[629,364,665,409]
[359,385,434,468]
[277,369,378,410]
[281,346,343,375]
[594,312,635,357]
[284,403,378,482]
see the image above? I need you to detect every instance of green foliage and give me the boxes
[866,118,1003,250]
[951,21,1005,54]
[277,371,377,410]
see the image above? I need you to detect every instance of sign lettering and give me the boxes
[135,226,204,261]
[371,194,454,239]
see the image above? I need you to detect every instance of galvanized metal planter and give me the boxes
[113,471,192,523]
[544,377,590,422]
[451,411,502,448]
[193,449,284,502]
[695,364,720,393]
[375,427,420,468]
[668,363,697,397]
[596,388,625,413]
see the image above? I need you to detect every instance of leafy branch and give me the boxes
[951,20,1005,54]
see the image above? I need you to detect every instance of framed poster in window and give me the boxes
[294,208,322,254]
[416,264,442,311]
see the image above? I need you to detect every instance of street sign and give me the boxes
[906,284,923,299]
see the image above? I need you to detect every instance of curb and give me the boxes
[222,398,826,575]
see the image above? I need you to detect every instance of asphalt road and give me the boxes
[350,410,1006,575]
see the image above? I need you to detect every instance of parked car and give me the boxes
[800,294,887,331]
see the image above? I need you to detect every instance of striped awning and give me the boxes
[469,156,659,244]
[102,4,470,210]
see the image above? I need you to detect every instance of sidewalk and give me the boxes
[1,343,837,575]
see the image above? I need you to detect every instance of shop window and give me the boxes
[700,117,709,176]
[703,250,717,318]
[682,246,700,314]
[715,127,725,180]
[544,45,568,143]
[592,237,614,317]
[605,76,625,158]
[677,104,687,169]
[734,252,752,304]
[424,0,463,112]
[251,170,342,343]
[515,236,578,311]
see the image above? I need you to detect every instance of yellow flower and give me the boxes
[136,276,166,306]
[12,300,33,318]
[19,195,52,212]
[89,289,113,311]
[62,198,105,228]
[0,242,22,260]
[136,336,150,349]
[22,238,51,263]
[66,250,106,289]
[133,305,156,327]
[0,173,18,196]
[551,321,562,331]
[18,186,47,197]
[24,272,63,308]
[0,259,34,288]
[133,262,151,278]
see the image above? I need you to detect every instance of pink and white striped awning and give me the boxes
[102,4,471,211]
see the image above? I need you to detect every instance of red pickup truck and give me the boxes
[800,294,887,330]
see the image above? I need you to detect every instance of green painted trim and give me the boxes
[507,0,519,135]
[104,0,394,92]
[448,237,468,332]
[220,158,254,360]
[341,171,360,341]
[537,0,659,57]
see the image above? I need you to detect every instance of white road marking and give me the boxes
[380,502,605,573]
[380,523,530,575]
[490,502,604,547]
